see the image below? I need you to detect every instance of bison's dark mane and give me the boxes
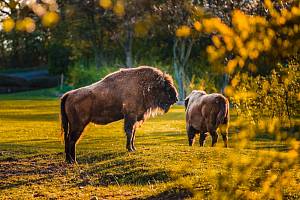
[136,66,177,118]
[97,66,177,118]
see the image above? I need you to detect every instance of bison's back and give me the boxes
[88,66,163,100]
[83,66,166,124]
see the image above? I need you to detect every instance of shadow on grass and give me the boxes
[0,113,58,122]
[0,149,172,191]
[77,151,128,164]
[0,176,51,190]
[0,152,67,190]
[134,187,193,200]
[253,143,290,152]
[94,169,170,186]
[84,156,171,186]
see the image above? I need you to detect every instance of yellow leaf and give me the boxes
[212,35,221,48]
[176,25,191,38]
[42,12,60,27]
[99,0,112,9]
[2,18,15,32]
[291,7,300,16]
[226,59,238,74]
[224,86,234,97]
[134,21,148,37]
[193,21,202,31]
[15,19,25,31]
[113,0,125,17]
[23,17,36,33]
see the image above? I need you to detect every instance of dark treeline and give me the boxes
[0,0,297,99]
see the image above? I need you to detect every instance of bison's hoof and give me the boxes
[66,160,77,164]
[127,148,135,152]
[66,157,77,164]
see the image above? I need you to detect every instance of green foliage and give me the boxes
[48,43,71,75]
[67,65,118,88]
[188,73,218,94]
[187,55,223,94]
[231,62,300,125]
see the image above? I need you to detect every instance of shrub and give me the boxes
[230,62,300,125]
[67,65,118,88]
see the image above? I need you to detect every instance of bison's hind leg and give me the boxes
[219,124,228,148]
[210,130,219,147]
[65,112,89,164]
[187,126,197,146]
[199,132,208,147]
[66,129,85,164]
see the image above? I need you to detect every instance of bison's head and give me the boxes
[157,74,178,113]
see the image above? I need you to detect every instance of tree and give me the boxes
[153,1,202,100]
[105,0,156,68]
[0,0,60,68]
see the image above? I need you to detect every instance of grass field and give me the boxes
[0,90,299,199]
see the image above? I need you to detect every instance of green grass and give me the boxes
[0,98,299,199]
[0,88,60,100]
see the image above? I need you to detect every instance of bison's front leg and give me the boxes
[124,114,137,152]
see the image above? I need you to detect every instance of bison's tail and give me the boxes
[216,96,229,125]
[60,93,69,142]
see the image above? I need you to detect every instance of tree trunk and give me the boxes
[124,27,133,68]
[173,38,194,101]
[88,7,103,68]
[94,48,102,68]
[221,74,229,93]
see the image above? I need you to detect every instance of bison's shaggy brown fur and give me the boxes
[185,90,229,147]
[61,66,178,163]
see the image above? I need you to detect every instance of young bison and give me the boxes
[185,90,229,147]
[61,66,178,163]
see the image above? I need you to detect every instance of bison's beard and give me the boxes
[143,107,165,120]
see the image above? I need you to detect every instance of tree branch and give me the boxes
[0,8,10,16]
[0,0,10,8]
[182,38,194,68]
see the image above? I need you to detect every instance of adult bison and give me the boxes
[61,66,178,163]
[185,90,229,147]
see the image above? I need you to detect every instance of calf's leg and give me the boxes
[187,126,197,146]
[199,132,208,147]
[124,114,137,152]
[210,130,219,147]
[220,124,228,147]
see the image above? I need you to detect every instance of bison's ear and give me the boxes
[184,91,197,109]
[184,96,190,110]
